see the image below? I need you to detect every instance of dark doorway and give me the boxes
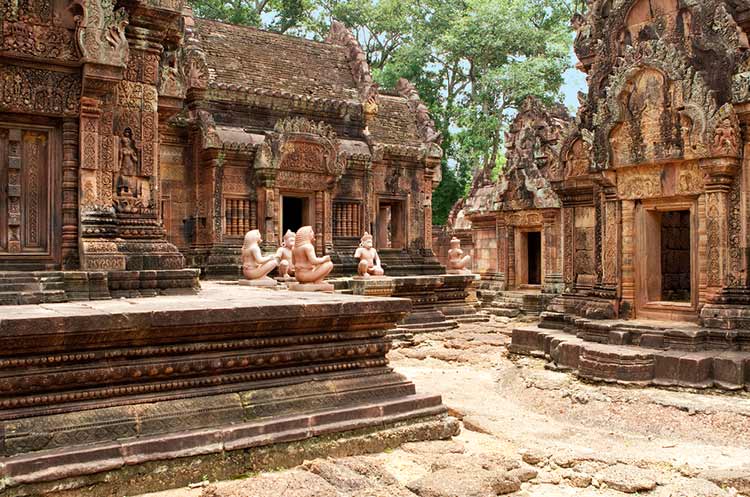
[282,196,307,235]
[527,231,542,285]
[661,210,691,302]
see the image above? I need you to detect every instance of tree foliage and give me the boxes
[188,0,585,224]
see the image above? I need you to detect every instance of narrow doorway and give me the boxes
[527,231,542,285]
[660,210,691,302]
[377,199,405,249]
[281,196,308,235]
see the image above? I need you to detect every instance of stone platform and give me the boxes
[0,269,200,305]
[0,283,456,495]
[510,313,750,391]
[349,275,484,337]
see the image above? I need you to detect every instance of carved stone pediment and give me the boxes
[572,0,746,171]
[595,40,742,170]
[495,97,569,212]
[253,117,347,188]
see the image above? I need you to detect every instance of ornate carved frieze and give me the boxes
[617,165,662,199]
[1,20,77,60]
[0,64,81,116]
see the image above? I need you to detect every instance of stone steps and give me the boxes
[0,271,67,305]
[510,325,750,391]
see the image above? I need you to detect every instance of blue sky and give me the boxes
[561,49,587,113]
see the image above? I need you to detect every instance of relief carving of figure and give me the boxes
[292,226,334,284]
[713,117,738,156]
[354,232,384,278]
[275,229,296,279]
[447,237,472,274]
[241,229,279,282]
[116,128,139,197]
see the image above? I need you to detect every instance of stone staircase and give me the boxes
[510,312,750,391]
[484,290,551,317]
[0,272,66,305]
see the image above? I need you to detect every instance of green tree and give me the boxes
[373,0,578,224]
[191,0,312,32]
[188,0,585,224]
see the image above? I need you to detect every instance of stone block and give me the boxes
[0,286,448,493]
[676,353,714,387]
[712,353,746,389]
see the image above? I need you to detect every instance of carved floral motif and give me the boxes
[1,20,77,60]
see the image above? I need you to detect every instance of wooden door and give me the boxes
[0,124,59,268]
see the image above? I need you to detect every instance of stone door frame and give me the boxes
[0,120,62,270]
[633,196,699,322]
[513,225,544,290]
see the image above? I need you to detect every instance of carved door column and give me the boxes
[620,200,636,313]
[701,157,740,300]
[601,186,620,290]
[258,186,278,251]
[496,217,508,289]
[562,207,574,289]
[507,225,516,290]
[422,175,433,252]
[62,119,79,268]
[323,189,333,253]
[542,210,563,293]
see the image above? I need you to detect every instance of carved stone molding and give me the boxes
[0,64,81,116]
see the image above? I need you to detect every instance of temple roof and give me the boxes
[368,95,424,147]
[195,18,360,102]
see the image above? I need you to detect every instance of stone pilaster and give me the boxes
[542,210,563,293]
[620,200,636,314]
[496,218,507,287]
[62,119,80,269]
[601,185,619,289]
[701,157,739,300]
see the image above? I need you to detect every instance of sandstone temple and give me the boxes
[445,0,750,389]
[0,0,442,298]
[2,0,750,494]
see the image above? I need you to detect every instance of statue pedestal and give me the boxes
[447,269,472,275]
[239,277,278,288]
[288,282,335,293]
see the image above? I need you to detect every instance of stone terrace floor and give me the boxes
[136,315,750,497]
[0,280,397,317]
